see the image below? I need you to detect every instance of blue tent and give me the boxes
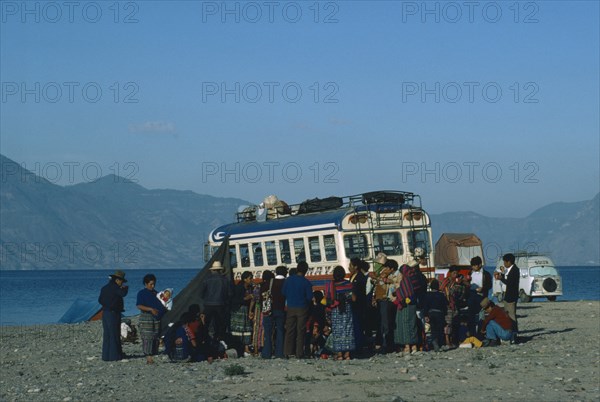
[59,298,102,323]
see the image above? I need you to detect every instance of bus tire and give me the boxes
[547,296,557,302]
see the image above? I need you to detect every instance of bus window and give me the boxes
[344,234,368,259]
[294,238,306,262]
[279,239,292,264]
[407,230,431,254]
[308,236,321,262]
[229,245,238,268]
[323,234,337,261]
[373,232,403,256]
[252,242,264,267]
[265,241,277,266]
[239,244,250,267]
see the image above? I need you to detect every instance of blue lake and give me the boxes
[0,266,598,326]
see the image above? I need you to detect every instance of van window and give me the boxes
[323,234,337,261]
[279,240,292,264]
[344,234,369,259]
[373,232,403,256]
[239,244,250,267]
[252,242,264,267]
[265,241,277,266]
[530,266,558,277]
[294,238,306,262]
[308,236,321,262]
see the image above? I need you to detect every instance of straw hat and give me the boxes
[210,261,224,270]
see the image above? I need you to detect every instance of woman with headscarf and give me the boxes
[98,270,129,361]
[230,271,255,356]
[136,273,167,364]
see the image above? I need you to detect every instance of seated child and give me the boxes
[157,288,173,310]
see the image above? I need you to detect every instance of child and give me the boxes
[422,279,448,352]
[157,288,173,310]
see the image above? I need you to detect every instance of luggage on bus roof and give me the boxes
[298,196,343,214]
[362,191,405,205]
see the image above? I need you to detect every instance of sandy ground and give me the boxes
[1,301,599,402]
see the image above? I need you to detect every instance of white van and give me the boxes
[492,253,562,302]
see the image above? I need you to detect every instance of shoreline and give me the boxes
[1,301,599,401]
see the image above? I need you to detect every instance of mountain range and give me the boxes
[1,154,598,269]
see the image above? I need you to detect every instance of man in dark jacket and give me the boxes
[199,261,232,341]
[98,270,129,361]
[495,253,520,333]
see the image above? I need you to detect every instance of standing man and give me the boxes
[98,270,129,361]
[495,253,520,335]
[468,256,491,334]
[282,261,313,358]
[199,261,232,341]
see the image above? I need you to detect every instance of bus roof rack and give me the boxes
[235,190,421,223]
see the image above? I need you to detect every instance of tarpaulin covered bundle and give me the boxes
[160,237,232,333]
[58,298,102,323]
[434,233,485,267]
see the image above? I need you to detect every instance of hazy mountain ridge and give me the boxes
[431,193,600,266]
[0,155,249,269]
[1,154,598,269]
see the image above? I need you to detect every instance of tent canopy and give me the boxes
[434,233,485,267]
[160,237,231,333]
[59,298,102,323]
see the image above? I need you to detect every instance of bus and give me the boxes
[204,190,435,288]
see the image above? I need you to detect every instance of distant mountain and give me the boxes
[0,154,249,269]
[1,154,598,269]
[431,193,600,266]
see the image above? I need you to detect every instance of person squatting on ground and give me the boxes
[136,273,168,364]
[480,297,513,346]
[98,270,128,361]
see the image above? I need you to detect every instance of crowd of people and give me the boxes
[98,253,521,363]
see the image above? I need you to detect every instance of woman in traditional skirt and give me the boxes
[393,264,419,353]
[230,271,254,356]
[251,270,273,355]
[136,274,167,364]
[326,265,356,360]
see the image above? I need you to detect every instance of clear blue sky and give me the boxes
[1,1,598,217]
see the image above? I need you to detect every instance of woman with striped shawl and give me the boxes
[136,274,167,364]
[393,263,419,354]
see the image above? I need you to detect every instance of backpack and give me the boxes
[261,279,274,315]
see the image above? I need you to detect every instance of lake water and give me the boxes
[0,266,598,326]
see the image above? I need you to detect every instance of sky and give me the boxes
[1,0,599,218]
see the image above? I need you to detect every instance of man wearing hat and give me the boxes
[479,297,513,346]
[98,270,129,361]
[199,260,232,341]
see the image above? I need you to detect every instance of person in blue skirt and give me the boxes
[98,270,129,361]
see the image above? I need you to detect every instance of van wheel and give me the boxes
[519,290,532,303]
[547,296,557,301]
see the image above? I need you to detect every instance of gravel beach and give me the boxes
[1,301,599,401]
